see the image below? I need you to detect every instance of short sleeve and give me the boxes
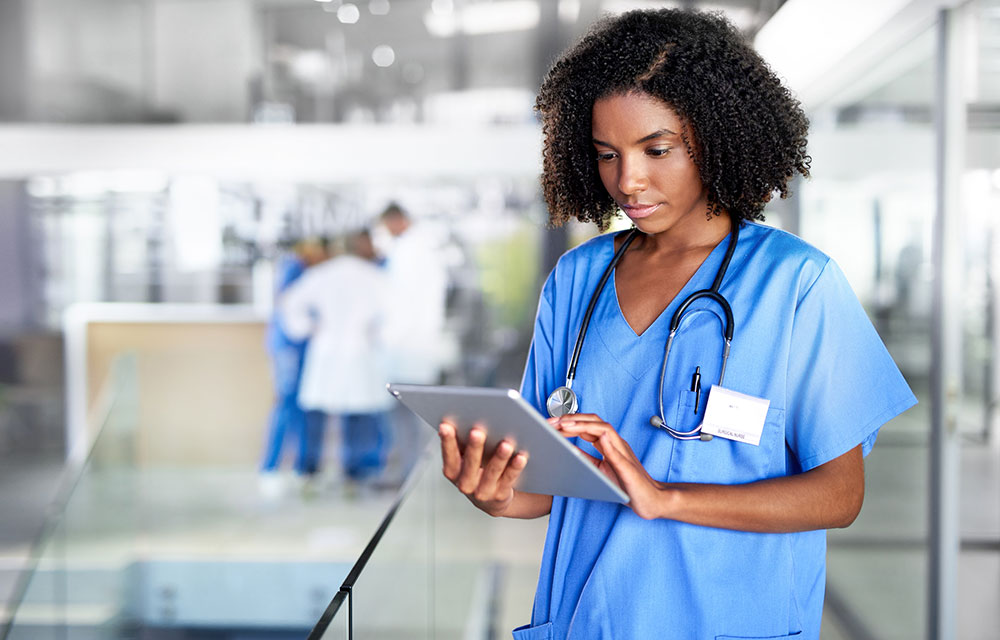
[785,259,917,471]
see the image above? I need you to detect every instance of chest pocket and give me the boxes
[667,389,786,484]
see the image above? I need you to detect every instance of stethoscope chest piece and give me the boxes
[546,386,578,418]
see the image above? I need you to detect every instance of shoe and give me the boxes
[258,471,285,500]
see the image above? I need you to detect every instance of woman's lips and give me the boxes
[620,203,660,219]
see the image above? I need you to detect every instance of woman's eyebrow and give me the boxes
[636,128,676,143]
[592,128,677,148]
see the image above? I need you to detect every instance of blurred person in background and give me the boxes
[280,229,394,492]
[378,203,453,481]
[259,238,328,498]
[379,202,450,384]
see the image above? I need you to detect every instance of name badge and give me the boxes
[700,385,770,446]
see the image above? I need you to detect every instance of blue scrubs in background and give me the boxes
[261,254,325,475]
[514,222,917,640]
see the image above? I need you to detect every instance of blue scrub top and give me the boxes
[267,254,308,355]
[515,222,916,640]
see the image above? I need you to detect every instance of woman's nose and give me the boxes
[618,157,648,195]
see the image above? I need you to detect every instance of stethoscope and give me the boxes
[545,217,739,441]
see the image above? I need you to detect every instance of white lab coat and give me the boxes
[280,255,393,414]
[382,224,450,384]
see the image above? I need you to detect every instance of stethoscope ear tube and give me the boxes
[549,229,640,418]
[564,229,640,386]
[669,290,734,342]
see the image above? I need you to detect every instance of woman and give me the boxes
[438,9,916,639]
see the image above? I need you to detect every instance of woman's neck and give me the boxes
[635,212,732,257]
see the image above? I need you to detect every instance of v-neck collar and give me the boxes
[581,230,733,383]
[607,230,734,340]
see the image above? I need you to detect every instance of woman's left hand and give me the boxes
[549,414,666,519]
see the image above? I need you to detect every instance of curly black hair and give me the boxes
[535,9,810,229]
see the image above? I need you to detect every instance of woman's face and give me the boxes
[591,91,711,236]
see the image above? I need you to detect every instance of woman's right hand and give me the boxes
[438,421,529,517]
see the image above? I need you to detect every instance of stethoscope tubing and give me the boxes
[565,228,639,389]
[652,219,739,437]
[548,217,741,440]
[656,328,733,439]
[670,289,734,341]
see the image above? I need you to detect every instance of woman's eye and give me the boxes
[648,147,671,157]
[595,151,617,162]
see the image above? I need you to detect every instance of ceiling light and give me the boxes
[290,50,331,82]
[372,45,395,67]
[369,0,390,15]
[425,0,539,37]
[337,3,361,24]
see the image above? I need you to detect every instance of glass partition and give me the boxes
[795,22,938,640]
[957,1,1000,636]
[794,5,1000,637]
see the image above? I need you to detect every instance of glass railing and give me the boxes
[307,442,549,640]
[2,353,140,639]
[2,348,425,639]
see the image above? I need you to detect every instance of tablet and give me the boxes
[386,383,628,504]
